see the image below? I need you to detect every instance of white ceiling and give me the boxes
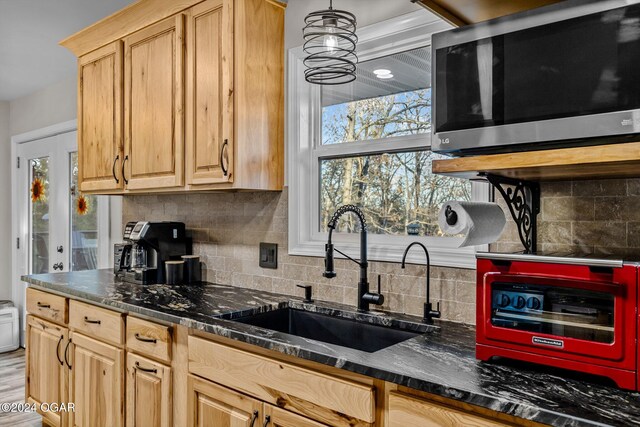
[0,0,135,101]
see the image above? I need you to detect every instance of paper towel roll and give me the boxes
[438,201,506,247]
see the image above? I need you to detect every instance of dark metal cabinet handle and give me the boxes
[52,262,63,271]
[135,361,157,374]
[249,411,259,427]
[112,155,120,183]
[83,316,101,325]
[57,246,64,253]
[220,139,229,176]
[64,338,72,369]
[56,335,64,365]
[263,415,271,427]
[134,333,157,343]
[122,155,129,185]
[36,302,50,309]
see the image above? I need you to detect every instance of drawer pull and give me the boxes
[135,361,157,374]
[83,316,101,325]
[263,415,271,427]
[249,411,259,427]
[37,302,51,309]
[56,335,64,366]
[134,333,157,343]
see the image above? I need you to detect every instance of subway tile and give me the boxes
[572,221,627,248]
[572,179,627,197]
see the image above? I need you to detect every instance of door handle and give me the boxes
[64,338,72,369]
[263,415,271,427]
[112,154,120,184]
[56,335,64,366]
[122,155,129,185]
[220,139,229,176]
[57,246,63,253]
[52,262,63,271]
[249,411,259,427]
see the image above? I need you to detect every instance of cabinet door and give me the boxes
[124,14,185,190]
[388,392,510,427]
[77,41,124,193]
[126,353,172,427]
[185,0,233,185]
[70,332,124,427]
[25,315,69,427]
[264,405,329,427]
[187,375,262,427]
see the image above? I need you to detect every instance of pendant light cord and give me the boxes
[329,0,333,10]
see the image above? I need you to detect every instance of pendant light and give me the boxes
[303,0,358,85]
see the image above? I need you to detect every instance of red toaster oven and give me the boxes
[476,253,638,390]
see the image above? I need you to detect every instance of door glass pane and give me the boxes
[29,157,50,274]
[491,282,614,344]
[70,152,98,271]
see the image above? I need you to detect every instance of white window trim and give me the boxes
[287,11,490,270]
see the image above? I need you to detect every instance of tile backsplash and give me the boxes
[123,189,477,324]
[123,179,639,325]
[494,179,640,258]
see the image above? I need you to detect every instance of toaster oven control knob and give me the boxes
[497,294,510,308]
[526,297,541,310]
[513,295,526,309]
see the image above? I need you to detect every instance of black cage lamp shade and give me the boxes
[303,0,358,85]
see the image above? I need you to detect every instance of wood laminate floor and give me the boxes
[0,348,43,427]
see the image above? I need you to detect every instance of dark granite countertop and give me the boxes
[22,269,640,427]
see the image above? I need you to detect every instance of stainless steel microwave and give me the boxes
[431,0,640,155]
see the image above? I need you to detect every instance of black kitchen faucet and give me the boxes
[401,242,441,324]
[323,205,384,312]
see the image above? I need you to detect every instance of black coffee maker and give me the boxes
[115,221,191,285]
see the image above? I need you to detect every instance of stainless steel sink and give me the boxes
[235,308,423,353]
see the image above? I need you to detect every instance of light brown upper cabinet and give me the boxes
[77,42,124,193]
[185,0,233,185]
[124,15,185,191]
[61,0,285,194]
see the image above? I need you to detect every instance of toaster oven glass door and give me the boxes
[491,282,614,344]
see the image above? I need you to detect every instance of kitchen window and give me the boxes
[288,11,489,268]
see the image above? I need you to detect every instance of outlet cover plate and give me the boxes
[259,242,278,269]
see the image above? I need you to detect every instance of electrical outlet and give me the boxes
[259,242,278,269]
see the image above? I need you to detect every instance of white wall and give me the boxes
[0,102,11,301]
[284,0,422,50]
[9,76,77,136]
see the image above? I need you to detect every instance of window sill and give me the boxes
[289,237,479,270]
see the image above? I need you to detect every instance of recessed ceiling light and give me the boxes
[377,74,394,79]
[373,69,392,76]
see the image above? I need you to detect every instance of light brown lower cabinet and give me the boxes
[25,315,70,427]
[126,353,172,427]
[263,405,329,427]
[69,332,124,427]
[186,375,328,427]
[388,392,511,427]
[187,375,262,427]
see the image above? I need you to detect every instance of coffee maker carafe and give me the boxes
[116,221,191,285]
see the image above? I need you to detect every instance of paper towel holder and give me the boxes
[444,206,458,226]
[478,173,540,254]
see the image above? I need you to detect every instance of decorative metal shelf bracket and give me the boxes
[480,173,540,254]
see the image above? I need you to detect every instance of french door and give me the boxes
[14,129,111,340]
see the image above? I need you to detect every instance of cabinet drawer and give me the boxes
[69,300,124,345]
[126,317,172,363]
[188,336,375,425]
[388,392,511,427]
[26,288,68,325]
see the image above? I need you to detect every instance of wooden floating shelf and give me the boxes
[432,142,640,182]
